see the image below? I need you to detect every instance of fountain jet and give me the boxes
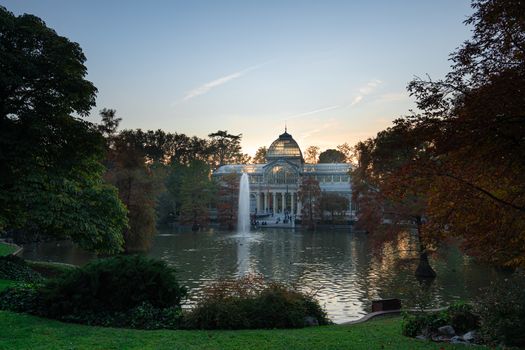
[237,173,250,233]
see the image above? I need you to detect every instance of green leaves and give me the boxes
[0,7,127,254]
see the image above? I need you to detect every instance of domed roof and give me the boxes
[266,129,303,162]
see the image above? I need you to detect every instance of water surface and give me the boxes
[22,227,508,323]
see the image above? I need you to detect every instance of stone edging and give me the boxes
[338,307,447,325]
[0,240,23,256]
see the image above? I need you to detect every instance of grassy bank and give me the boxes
[0,310,488,350]
[0,242,16,256]
[0,278,488,350]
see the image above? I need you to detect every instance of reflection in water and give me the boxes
[21,228,515,323]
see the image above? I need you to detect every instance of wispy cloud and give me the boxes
[177,61,271,104]
[350,79,382,106]
[287,105,340,120]
[300,119,339,140]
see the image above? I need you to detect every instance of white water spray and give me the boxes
[237,173,251,233]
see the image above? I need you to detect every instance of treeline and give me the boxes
[98,109,255,251]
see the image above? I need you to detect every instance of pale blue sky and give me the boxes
[3,0,473,155]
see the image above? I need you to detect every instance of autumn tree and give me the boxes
[0,7,127,254]
[304,146,320,164]
[352,120,437,278]
[353,0,525,270]
[402,0,525,268]
[216,173,239,230]
[318,149,346,163]
[252,147,268,164]
[298,176,321,230]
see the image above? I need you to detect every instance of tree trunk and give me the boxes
[415,250,436,278]
[414,216,436,279]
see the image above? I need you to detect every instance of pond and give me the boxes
[21,227,508,323]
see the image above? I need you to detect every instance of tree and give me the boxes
[0,7,127,254]
[318,149,346,163]
[216,173,239,230]
[207,130,245,169]
[336,143,353,163]
[103,113,163,253]
[401,0,525,268]
[98,108,121,140]
[320,192,349,223]
[351,121,437,278]
[304,146,320,164]
[298,176,321,230]
[173,160,215,231]
[252,147,267,164]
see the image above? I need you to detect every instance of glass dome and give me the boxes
[266,131,303,161]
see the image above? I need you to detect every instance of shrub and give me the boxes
[0,255,43,283]
[475,278,525,347]
[0,255,187,330]
[0,284,42,314]
[185,274,330,330]
[57,302,184,329]
[401,311,448,337]
[402,301,478,337]
[446,301,479,334]
[39,254,187,318]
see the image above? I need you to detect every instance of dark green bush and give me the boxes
[185,274,330,330]
[0,255,187,330]
[57,302,183,329]
[401,311,448,337]
[447,301,479,334]
[0,255,43,283]
[475,278,525,347]
[402,301,479,337]
[0,284,42,314]
[39,254,187,317]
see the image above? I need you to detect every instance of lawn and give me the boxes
[0,242,16,256]
[0,308,489,349]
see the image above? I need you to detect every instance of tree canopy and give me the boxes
[318,149,346,163]
[353,0,525,268]
[0,7,127,253]
[304,146,320,164]
[252,147,268,164]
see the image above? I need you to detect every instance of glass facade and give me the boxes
[264,164,299,184]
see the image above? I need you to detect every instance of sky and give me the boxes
[3,0,473,156]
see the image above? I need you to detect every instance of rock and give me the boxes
[431,335,449,342]
[438,325,456,337]
[450,336,466,344]
[421,327,432,338]
[303,316,319,326]
[415,335,428,341]
[462,330,477,342]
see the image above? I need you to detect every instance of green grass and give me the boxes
[0,279,17,291]
[0,311,490,350]
[0,242,16,256]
